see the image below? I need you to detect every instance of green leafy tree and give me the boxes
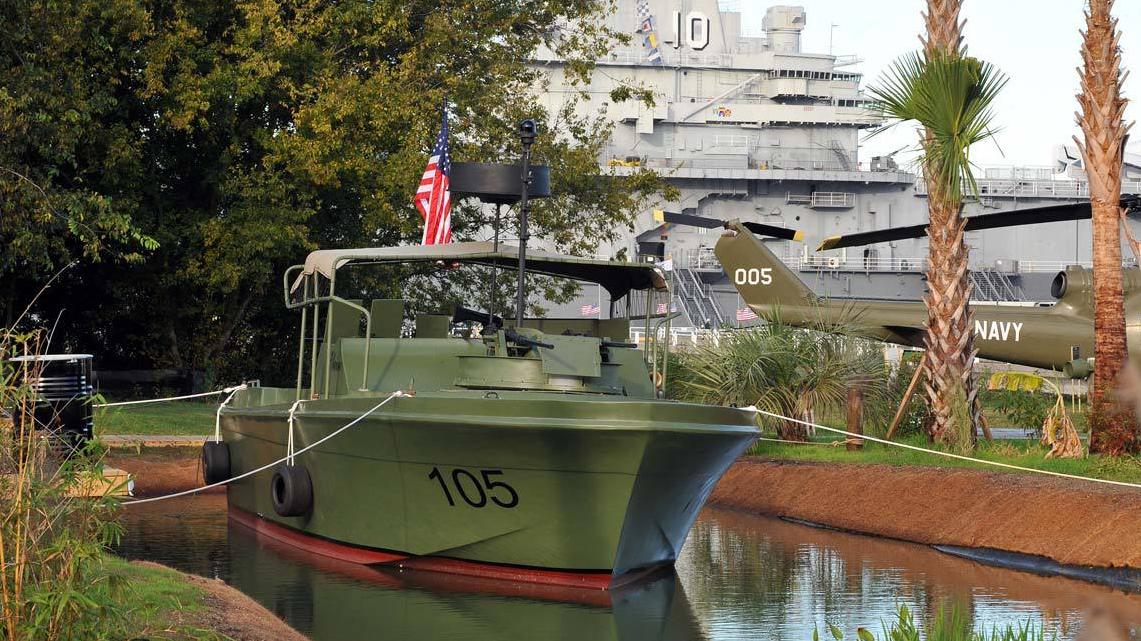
[1,0,672,387]
[0,0,158,328]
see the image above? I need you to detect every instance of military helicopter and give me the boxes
[656,195,1141,378]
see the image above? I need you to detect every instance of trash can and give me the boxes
[9,354,94,453]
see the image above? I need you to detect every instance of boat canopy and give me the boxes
[298,241,668,299]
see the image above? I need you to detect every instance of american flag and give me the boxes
[580,304,601,317]
[414,108,452,245]
[736,307,759,322]
[655,302,677,314]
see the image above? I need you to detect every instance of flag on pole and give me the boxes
[634,0,663,64]
[414,107,453,245]
[580,304,601,317]
[736,307,758,322]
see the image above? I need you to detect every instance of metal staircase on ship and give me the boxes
[674,268,725,329]
[969,269,1024,302]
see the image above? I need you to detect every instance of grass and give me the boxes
[96,401,216,436]
[103,555,230,640]
[752,433,1141,484]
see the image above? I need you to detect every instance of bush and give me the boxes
[879,352,928,439]
[669,316,892,441]
[983,389,1050,431]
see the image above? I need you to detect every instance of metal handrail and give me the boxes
[690,270,725,326]
[915,177,1141,198]
[779,255,1135,274]
[283,265,374,395]
[810,192,856,208]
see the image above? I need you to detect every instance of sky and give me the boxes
[735,0,1141,170]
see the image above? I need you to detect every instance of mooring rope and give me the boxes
[285,399,305,465]
[748,407,1141,490]
[212,385,247,443]
[95,385,247,408]
[121,390,406,505]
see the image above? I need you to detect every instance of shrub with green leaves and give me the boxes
[670,316,892,441]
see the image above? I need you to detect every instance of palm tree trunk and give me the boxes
[921,0,964,54]
[1075,0,1132,453]
[920,0,979,446]
[921,182,978,446]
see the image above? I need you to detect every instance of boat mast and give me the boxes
[488,202,502,329]
[515,120,538,328]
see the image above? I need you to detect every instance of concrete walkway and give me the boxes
[984,427,1037,440]
[102,434,208,447]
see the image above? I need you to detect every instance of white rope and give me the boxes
[122,390,406,505]
[285,400,305,465]
[748,407,1141,490]
[95,385,246,408]
[213,386,247,443]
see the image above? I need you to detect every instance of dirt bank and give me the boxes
[711,458,1141,571]
[131,561,308,641]
[107,446,221,497]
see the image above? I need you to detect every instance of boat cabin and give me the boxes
[284,242,674,400]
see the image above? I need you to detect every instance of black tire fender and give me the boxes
[271,464,313,517]
[202,441,231,485]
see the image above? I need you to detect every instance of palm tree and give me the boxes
[868,1,1006,450]
[1075,0,1132,454]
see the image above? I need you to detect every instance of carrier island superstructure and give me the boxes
[532,0,1141,328]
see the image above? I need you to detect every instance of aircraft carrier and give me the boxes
[532,0,1141,329]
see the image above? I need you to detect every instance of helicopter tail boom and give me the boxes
[713,221,816,312]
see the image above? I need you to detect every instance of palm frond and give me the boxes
[671,318,892,439]
[868,51,1008,202]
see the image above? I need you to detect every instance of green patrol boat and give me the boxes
[210,242,757,588]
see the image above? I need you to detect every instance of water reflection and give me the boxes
[225,524,704,641]
[117,494,702,640]
[678,510,1141,640]
[116,495,1141,641]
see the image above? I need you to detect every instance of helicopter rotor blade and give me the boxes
[653,211,804,242]
[654,211,723,229]
[741,221,805,242]
[815,195,1140,251]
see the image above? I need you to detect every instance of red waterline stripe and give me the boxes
[226,506,615,591]
[239,523,615,607]
[227,507,407,565]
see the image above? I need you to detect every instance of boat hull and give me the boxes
[221,390,756,585]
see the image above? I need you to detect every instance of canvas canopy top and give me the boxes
[297,241,668,300]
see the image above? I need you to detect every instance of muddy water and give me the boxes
[116,495,1141,641]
